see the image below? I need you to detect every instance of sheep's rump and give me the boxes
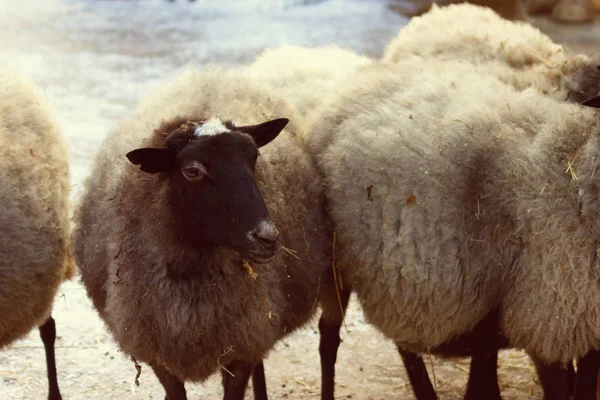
[308,60,600,362]
[382,3,600,103]
[0,69,71,347]
[245,44,372,121]
[74,68,331,381]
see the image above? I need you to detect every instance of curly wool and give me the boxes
[74,68,331,381]
[308,60,600,364]
[0,69,73,348]
[382,3,600,103]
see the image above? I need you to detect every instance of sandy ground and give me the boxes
[2,6,600,400]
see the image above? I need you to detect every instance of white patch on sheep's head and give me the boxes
[194,118,231,137]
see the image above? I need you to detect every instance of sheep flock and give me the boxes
[2,3,600,400]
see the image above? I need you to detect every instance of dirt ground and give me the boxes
[2,11,600,400]
[0,281,544,400]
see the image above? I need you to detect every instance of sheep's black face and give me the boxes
[126,117,289,263]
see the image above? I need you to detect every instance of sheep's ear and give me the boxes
[126,148,174,173]
[237,118,289,148]
[583,95,600,109]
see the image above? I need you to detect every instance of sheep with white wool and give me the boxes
[245,44,372,120]
[245,45,451,400]
[74,68,332,400]
[0,69,73,400]
[308,60,600,399]
[382,4,600,104]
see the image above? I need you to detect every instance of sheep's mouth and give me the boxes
[242,249,277,264]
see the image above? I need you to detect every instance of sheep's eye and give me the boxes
[183,168,201,178]
[181,163,206,181]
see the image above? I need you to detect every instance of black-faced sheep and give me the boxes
[382,4,600,105]
[307,60,600,400]
[73,68,332,400]
[0,69,73,400]
[245,45,372,121]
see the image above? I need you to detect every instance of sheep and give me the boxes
[244,44,525,400]
[307,59,600,400]
[382,3,600,104]
[0,69,73,400]
[244,44,373,121]
[381,4,600,393]
[243,44,449,400]
[73,67,332,400]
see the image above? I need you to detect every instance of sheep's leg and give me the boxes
[532,356,570,400]
[463,351,501,400]
[397,348,437,400]
[319,278,351,400]
[574,350,600,400]
[251,361,268,400]
[221,360,254,400]
[39,315,62,400]
[151,363,187,400]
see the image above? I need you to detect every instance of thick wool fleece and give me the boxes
[0,69,72,348]
[307,60,600,364]
[245,45,372,121]
[74,68,331,382]
[382,4,600,103]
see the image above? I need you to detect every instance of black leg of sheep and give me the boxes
[532,356,571,400]
[39,315,62,400]
[463,351,501,400]
[574,350,600,400]
[397,348,437,400]
[151,362,187,400]
[318,284,352,400]
[251,362,268,400]
[221,360,255,400]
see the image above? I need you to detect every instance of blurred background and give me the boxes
[1,0,598,196]
[0,0,407,194]
[0,0,598,399]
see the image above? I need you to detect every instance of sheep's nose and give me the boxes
[251,220,279,245]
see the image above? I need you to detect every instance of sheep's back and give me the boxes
[0,69,71,347]
[382,3,600,103]
[245,45,372,120]
[383,4,562,68]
